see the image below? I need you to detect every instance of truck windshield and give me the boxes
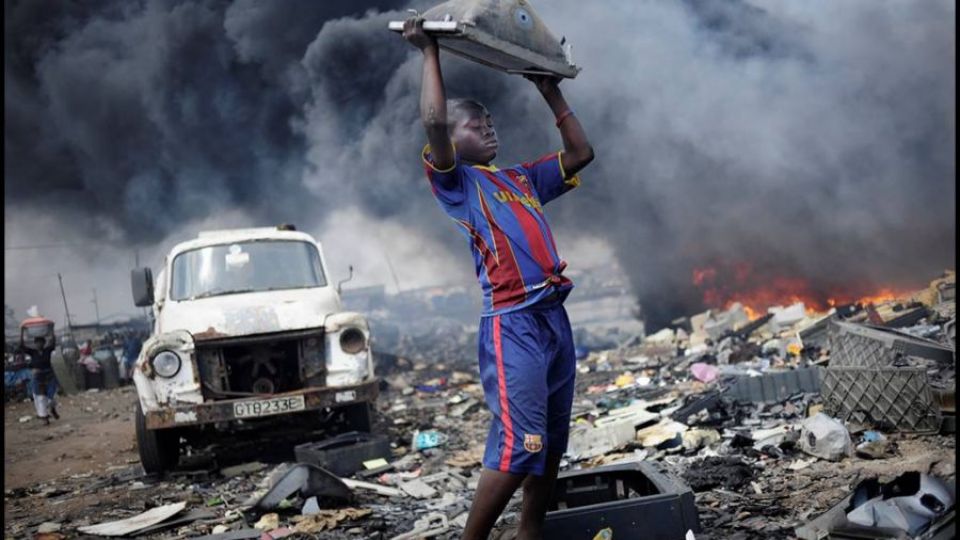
[170,240,327,301]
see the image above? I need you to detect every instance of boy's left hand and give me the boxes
[524,73,562,95]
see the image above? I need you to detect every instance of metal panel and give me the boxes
[389,0,580,78]
[819,367,941,433]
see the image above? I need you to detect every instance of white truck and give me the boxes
[130,225,378,474]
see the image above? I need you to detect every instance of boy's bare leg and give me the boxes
[517,453,562,539]
[462,469,526,540]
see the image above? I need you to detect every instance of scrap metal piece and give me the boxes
[76,502,187,537]
[252,463,352,511]
[820,367,941,433]
[399,478,439,499]
[341,478,405,497]
[391,512,450,540]
[389,0,580,78]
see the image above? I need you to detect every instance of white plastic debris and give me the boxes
[37,522,61,533]
[799,413,853,461]
[77,502,187,537]
[768,302,807,331]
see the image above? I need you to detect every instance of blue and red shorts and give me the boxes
[477,298,576,476]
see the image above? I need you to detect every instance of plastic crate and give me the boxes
[724,367,821,404]
[827,321,954,367]
[820,367,941,433]
[294,431,391,478]
[543,461,701,539]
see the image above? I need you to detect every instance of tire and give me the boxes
[135,401,180,474]
[340,401,376,433]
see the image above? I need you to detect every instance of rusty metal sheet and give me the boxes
[145,380,379,429]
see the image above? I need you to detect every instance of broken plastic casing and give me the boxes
[388,0,580,78]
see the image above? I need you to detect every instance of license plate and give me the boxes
[233,395,305,419]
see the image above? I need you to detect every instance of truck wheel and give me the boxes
[341,402,376,433]
[135,401,180,474]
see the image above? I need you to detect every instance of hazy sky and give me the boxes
[5,0,955,328]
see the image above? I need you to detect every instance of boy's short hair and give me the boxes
[447,98,487,127]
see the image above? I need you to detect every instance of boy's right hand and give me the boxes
[402,16,437,51]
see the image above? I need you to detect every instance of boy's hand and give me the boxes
[402,16,437,51]
[524,73,562,96]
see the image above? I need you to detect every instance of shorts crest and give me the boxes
[523,433,543,453]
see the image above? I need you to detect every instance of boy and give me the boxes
[402,16,595,540]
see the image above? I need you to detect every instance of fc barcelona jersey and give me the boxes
[422,144,581,316]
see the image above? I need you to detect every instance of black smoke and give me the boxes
[5,0,955,329]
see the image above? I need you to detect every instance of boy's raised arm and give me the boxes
[527,75,595,177]
[403,17,455,172]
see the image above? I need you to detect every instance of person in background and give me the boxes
[122,332,143,383]
[23,336,60,425]
[78,342,102,389]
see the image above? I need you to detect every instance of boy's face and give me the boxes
[450,107,498,164]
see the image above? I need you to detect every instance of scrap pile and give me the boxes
[4,273,956,539]
[556,270,956,539]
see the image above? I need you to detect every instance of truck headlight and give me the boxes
[339,328,366,354]
[151,351,181,378]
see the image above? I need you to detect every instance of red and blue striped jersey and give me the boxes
[422,144,581,316]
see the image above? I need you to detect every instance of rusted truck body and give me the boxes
[130,226,378,473]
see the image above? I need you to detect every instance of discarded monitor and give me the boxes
[389,0,580,78]
[544,461,701,539]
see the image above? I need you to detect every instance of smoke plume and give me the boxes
[5,0,955,329]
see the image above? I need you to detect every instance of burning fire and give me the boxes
[691,262,910,319]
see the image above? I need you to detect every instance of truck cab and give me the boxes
[130,225,378,474]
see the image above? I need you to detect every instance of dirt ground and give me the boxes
[4,385,140,490]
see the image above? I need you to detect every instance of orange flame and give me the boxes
[691,262,910,319]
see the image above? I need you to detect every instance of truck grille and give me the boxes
[196,329,325,400]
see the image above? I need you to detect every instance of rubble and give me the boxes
[4,270,956,539]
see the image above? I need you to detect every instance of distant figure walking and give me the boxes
[23,336,60,425]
